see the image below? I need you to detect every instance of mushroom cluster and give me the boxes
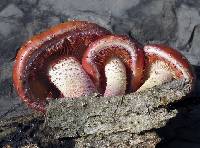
[13,21,195,112]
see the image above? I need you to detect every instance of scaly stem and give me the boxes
[104,57,126,97]
[48,57,96,98]
[137,61,174,92]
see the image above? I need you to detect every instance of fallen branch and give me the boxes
[45,79,191,139]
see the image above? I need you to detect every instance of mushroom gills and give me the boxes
[104,57,126,97]
[137,61,174,92]
[48,57,96,98]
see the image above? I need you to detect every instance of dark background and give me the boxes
[0,0,200,147]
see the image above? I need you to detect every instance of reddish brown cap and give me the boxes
[82,35,145,94]
[143,44,195,86]
[13,20,111,112]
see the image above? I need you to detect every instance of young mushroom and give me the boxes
[137,44,195,92]
[13,21,111,112]
[82,35,145,96]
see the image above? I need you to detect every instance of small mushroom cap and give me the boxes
[140,44,196,91]
[82,35,145,94]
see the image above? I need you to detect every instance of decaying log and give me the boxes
[75,131,161,148]
[45,79,192,146]
[0,113,43,140]
[0,79,195,147]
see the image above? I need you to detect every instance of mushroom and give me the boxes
[82,35,145,96]
[137,44,195,92]
[13,21,111,112]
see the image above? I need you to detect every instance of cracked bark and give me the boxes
[0,77,198,147]
[44,79,192,147]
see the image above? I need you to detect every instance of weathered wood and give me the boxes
[0,79,198,147]
[45,79,191,140]
[75,132,161,148]
[0,113,43,140]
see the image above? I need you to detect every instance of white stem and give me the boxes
[137,61,174,92]
[48,57,96,98]
[104,57,126,97]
